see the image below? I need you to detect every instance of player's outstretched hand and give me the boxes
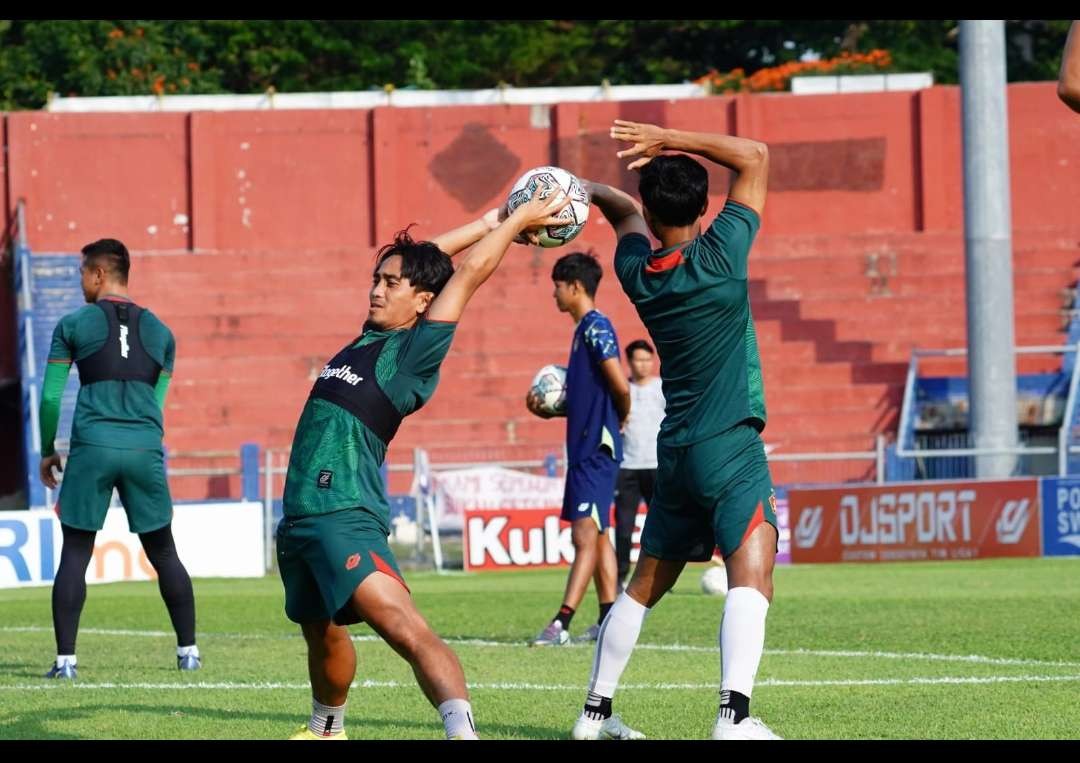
[483,204,540,245]
[611,120,667,171]
[510,181,570,233]
[40,453,63,489]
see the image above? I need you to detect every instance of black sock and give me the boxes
[583,691,612,721]
[555,605,575,630]
[598,601,614,624]
[718,689,751,724]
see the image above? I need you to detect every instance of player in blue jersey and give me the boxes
[528,253,631,645]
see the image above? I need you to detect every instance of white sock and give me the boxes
[719,586,770,698]
[588,592,650,699]
[177,645,199,658]
[308,697,346,737]
[56,654,76,667]
[438,698,477,739]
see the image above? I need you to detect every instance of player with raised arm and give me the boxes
[278,187,568,740]
[570,121,780,740]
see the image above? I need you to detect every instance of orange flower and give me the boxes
[152,75,165,95]
[699,48,892,94]
[108,28,123,39]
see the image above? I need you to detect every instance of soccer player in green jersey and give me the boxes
[38,238,200,679]
[568,121,781,740]
[278,188,569,741]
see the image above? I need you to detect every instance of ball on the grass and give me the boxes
[701,565,728,596]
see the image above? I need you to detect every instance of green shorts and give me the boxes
[276,508,409,625]
[641,423,777,561]
[57,443,173,534]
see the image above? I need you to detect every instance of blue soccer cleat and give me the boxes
[45,662,77,680]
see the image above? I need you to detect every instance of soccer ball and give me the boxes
[506,166,589,248]
[701,565,728,596]
[529,364,568,416]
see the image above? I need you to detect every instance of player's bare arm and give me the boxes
[429,209,504,256]
[426,185,569,323]
[430,204,544,257]
[610,120,769,216]
[428,207,541,256]
[582,181,650,241]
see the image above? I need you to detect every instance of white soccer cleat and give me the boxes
[571,713,645,740]
[574,623,602,643]
[530,621,570,646]
[711,715,782,740]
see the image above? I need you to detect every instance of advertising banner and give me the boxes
[0,501,265,588]
[788,480,1040,563]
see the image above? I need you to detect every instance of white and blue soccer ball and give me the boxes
[701,565,728,596]
[506,166,590,248]
[529,364,568,416]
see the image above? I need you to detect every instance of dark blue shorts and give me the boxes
[560,450,619,530]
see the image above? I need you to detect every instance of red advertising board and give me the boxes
[787,479,1040,563]
[463,505,648,571]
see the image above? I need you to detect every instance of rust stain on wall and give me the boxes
[769,137,886,192]
[429,123,522,211]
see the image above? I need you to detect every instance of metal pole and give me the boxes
[959,20,1018,478]
[263,448,273,573]
[413,448,426,561]
[16,199,28,249]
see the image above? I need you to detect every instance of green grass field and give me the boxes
[2,557,1079,740]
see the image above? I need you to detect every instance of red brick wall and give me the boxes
[4,83,1079,497]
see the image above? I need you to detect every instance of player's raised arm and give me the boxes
[429,206,536,256]
[1059,21,1080,113]
[430,206,544,257]
[426,185,569,323]
[610,120,769,217]
[582,180,650,242]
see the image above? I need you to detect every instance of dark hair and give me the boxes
[375,226,454,295]
[638,154,709,227]
[551,252,602,297]
[81,238,130,284]
[625,339,655,360]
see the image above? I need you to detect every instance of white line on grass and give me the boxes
[3,675,1080,691]
[3,626,178,638]
[5,626,1080,669]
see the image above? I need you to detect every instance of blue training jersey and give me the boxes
[565,309,622,466]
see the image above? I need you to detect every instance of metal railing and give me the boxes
[897,345,1080,476]
[1060,351,1080,475]
[259,440,889,513]
[142,439,895,572]
[767,437,885,486]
